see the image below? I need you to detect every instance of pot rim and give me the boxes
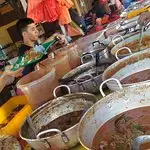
[19,123,79,142]
[83,48,108,56]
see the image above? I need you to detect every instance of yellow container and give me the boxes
[127,5,150,19]
[0,96,32,136]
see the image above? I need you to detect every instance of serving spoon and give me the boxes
[131,135,150,150]
[138,25,144,51]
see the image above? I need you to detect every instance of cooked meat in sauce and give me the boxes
[92,106,150,150]
[140,142,150,150]
[121,69,150,84]
[117,36,150,55]
[39,110,84,137]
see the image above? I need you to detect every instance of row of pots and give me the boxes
[19,47,150,149]
[18,19,150,149]
[17,31,115,149]
[18,46,150,150]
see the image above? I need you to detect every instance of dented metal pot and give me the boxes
[20,93,97,150]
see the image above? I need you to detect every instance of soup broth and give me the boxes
[121,69,150,84]
[92,107,150,150]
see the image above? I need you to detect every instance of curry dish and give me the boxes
[92,106,150,150]
[117,36,150,55]
[39,110,84,138]
[121,69,150,84]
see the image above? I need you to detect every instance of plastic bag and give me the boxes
[11,40,55,71]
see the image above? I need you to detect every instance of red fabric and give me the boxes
[99,0,107,4]
[27,0,60,23]
[95,25,104,32]
[108,14,120,23]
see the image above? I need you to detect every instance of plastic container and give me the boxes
[55,43,81,69]
[0,96,32,136]
[37,55,71,80]
[17,68,59,109]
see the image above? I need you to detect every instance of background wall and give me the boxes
[0,20,17,45]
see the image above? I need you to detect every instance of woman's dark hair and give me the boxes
[16,18,34,37]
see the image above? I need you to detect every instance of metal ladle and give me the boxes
[138,26,144,51]
[27,116,38,138]
[131,135,150,150]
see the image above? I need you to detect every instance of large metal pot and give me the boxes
[81,41,110,61]
[20,92,97,150]
[107,31,140,49]
[102,49,150,91]
[75,30,105,52]
[61,59,112,93]
[111,29,150,59]
[77,82,150,149]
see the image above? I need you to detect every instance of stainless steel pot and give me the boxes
[20,93,97,150]
[77,82,150,149]
[111,29,150,59]
[107,32,139,49]
[61,60,111,94]
[102,49,150,91]
[75,30,105,52]
[81,41,110,61]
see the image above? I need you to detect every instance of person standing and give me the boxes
[91,0,106,25]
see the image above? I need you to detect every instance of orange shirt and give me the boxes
[57,0,74,25]
[27,0,59,23]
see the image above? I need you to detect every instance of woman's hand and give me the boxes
[138,12,150,26]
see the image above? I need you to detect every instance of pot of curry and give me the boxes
[78,82,150,150]
[111,29,150,59]
[102,49,150,91]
